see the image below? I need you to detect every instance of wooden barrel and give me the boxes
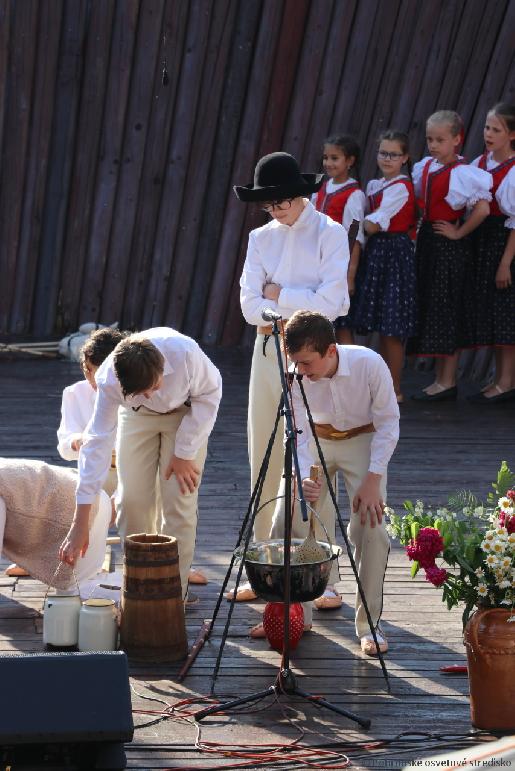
[120,533,188,662]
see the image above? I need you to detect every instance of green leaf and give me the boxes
[410,560,420,578]
[411,522,420,540]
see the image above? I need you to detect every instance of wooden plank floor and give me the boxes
[1,350,514,769]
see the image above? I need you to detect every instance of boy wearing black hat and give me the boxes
[228,153,349,602]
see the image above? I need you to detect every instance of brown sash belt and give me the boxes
[314,422,375,441]
[257,322,288,335]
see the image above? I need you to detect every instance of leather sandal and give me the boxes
[5,564,30,577]
[360,632,388,656]
[188,567,208,585]
[313,587,343,610]
[225,582,258,602]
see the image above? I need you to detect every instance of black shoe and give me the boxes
[411,386,457,402]
[467,388,515,404]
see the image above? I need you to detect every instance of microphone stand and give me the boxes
[195,316,371,728]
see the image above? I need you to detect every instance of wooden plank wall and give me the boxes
[0,0,513,343]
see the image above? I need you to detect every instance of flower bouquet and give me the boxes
[386,461,515,626]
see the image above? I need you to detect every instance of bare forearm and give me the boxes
[455,200,490,238]
[501,229,515,267]
[348,242,361,277]
[364,219,382,235]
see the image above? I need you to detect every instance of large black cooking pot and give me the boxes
[237,539,340,603]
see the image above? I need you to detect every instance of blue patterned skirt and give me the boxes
[350,232,417,338]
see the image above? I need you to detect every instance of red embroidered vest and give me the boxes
[368,178,416,233]
[420,159,467,221]
[478,153,515,217]
[315,180,360,224]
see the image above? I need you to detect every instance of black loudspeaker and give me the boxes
[0,651,133,769]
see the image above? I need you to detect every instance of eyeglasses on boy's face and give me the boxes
[377,150,404,160]
[261,198,294,213]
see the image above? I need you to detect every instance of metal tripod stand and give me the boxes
[192,317,388,725]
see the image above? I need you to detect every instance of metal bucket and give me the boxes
[238,539,339,602]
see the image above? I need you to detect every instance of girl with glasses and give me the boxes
[314,134,366,344]
[409,110,492,401]
[349,131,417,404]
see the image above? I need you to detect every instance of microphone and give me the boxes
[261,308,282,322]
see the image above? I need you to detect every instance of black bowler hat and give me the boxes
[234,152,324,203]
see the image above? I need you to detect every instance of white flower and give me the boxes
[500,598,513,606]
[477,584,488,597]
[508,534,515,547]
[481,540,492,552]
[475,568,485,578]
[385,524,396,537]
[494,527,508,539]
[485,530,496,541]
[492,540,506,554]
[474,506,484,516]
[498,579,511,589]
[500,557,512,569]
[498,497,514,513]
[485,554,499,567]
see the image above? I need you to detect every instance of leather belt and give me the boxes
[314,422,375,441]
[257,323,287,335]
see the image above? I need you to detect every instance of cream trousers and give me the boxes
[248,334,337,543]
[271,432,389,637]
[247,335,285,541]
[115,405,208,599]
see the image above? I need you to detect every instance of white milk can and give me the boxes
[78,599,118,651]
[43,594,82,647]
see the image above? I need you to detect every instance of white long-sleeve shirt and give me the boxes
[291,345,399,479]
[57,379,97,461]
[76,328,222,504]
[240,200,350,326]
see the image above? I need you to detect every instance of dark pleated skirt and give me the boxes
[408,221,470,356]
[349,232,417,338]
[464,216,515,347]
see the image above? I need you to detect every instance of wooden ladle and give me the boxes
[292,465,327,564]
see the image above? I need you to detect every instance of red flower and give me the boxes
[506,489,515,501]
[405,527,444,568]
[498,511,515,534]
[425,566,448,587]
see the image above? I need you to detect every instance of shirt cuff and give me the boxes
[467,191,492,206]
[365,212,390,231]
[76,493,96,505]
[369,461,387,476]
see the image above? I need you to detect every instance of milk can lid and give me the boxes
[84,598,115,607]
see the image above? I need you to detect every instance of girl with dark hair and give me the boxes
[466,103,515,403]
[350,131,417,403]
[314,134,365,343]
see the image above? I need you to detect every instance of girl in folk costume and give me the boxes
[314,135,366,343]
[467,103,515,403]
[410,110,492,401]
[350,131,417,403]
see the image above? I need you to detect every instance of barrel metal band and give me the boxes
[123,588,182,601]
[124,575,182,601]
[124,556,179,568]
